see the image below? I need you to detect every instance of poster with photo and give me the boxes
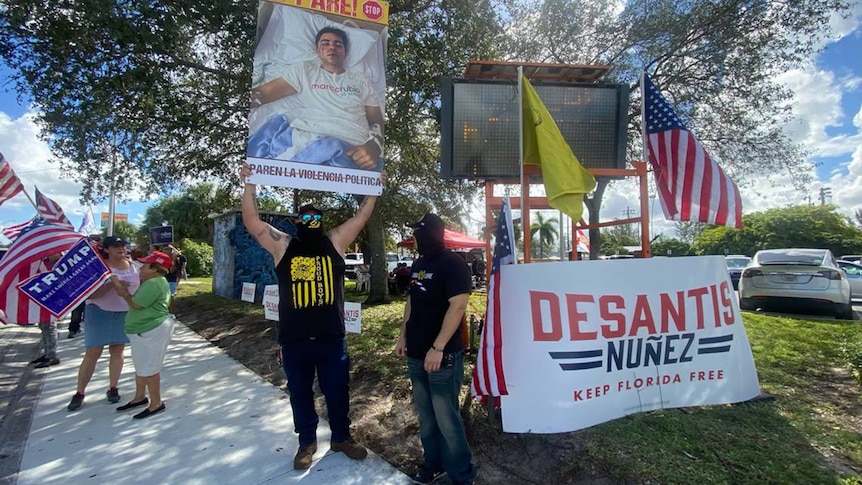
[247,0,389,196]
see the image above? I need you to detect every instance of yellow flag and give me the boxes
[522,75,596,222]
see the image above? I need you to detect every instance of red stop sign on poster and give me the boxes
[362,0,383,20]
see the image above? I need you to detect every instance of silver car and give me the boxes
[725,255,751,290]
[837,260,862,300]
[738,248,852,319]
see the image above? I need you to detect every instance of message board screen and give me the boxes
[440,78,629,179]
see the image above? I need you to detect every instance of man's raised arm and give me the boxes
[239,163,290,262]
[328,195,377,256]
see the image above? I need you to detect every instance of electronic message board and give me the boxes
[440,78,629,179]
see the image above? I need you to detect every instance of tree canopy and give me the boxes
[0,0,854,284]
[691,205,862,257]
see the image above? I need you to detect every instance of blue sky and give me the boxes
[2,5,862,241]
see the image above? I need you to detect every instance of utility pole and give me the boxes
[819,187,832,206]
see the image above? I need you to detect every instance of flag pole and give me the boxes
[22,187,38,213]
[518,66,531,262]
[518,66,524,191]
[640,69,648,170]
[639,70,652,256]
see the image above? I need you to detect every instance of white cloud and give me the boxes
[778,67,862,156]
[0,112,83,215]
[0,110,152,229]
[828,2,862,39]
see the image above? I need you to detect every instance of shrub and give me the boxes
[178,238,213,277]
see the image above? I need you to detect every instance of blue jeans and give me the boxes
[281,338,351,446]
[408,353,477,483]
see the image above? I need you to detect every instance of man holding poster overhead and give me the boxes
[248,26,385,172]
[239,162,376,470]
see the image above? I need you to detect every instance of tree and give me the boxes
[139,182,289,245]
[675,221,706,244]
[651,235,692,257]
[103,220,140,245]
[691,205,862,256]
[530,212,558,259]
[600,221,639,256]
[499,0,851,255]
[0,0,504,305]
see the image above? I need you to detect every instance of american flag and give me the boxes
[35,186,74,230]
[2,217,36,241]
[0,260,54,325]
[0,219,83,324]
[0,152,25,206]
[643,74,743,229]
[471,196,516,399]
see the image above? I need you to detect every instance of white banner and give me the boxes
[499,256,760,433]
[263,284,279,321]
[344,301,361,333]
[247,157,383,196]
[241,282,256,303]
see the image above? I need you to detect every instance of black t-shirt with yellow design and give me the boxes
[275,235,345,344]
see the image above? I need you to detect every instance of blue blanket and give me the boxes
[248,115,382,171]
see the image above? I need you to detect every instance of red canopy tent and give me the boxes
[397,228,485,249]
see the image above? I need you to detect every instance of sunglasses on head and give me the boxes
[300,214,322,222]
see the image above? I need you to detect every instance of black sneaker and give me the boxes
[67,393,85,411]
[29,355,48,365]
[34,357,60,368]
[106,387,121,403]
[409,467,446,484]
[67,330,80,339]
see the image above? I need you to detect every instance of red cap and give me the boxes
[138,251,172,271]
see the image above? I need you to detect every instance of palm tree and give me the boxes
[530,213,559,260]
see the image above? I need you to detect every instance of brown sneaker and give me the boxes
[293,442,317,470]
[330,438,367,460]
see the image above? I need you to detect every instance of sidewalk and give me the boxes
[2,321,411,485]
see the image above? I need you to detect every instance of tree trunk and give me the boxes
[584,179,609,260]
[364,209,390,305]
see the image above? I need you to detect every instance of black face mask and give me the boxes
[413,226,445,256]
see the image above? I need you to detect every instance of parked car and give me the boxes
[385,253,400,273]
[738,248,852,319]
[837,260,862,300]
[344,252,363,280]
[725,255,751,290]
[841,255,862,263]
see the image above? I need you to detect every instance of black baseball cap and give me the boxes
[102,236,128,247]
[297,204,323,216]
[407,213,445,234]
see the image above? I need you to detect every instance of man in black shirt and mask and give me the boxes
[239,163,373,470]
[395,213,478,485]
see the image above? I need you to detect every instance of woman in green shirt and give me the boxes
[113,251,174,419]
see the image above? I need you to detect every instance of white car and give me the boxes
[344,252,364,280]
[738,248,852,319]
[837,260,862,300]
[385,253,400,273]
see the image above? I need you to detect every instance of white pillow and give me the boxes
[255,5,378,70]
